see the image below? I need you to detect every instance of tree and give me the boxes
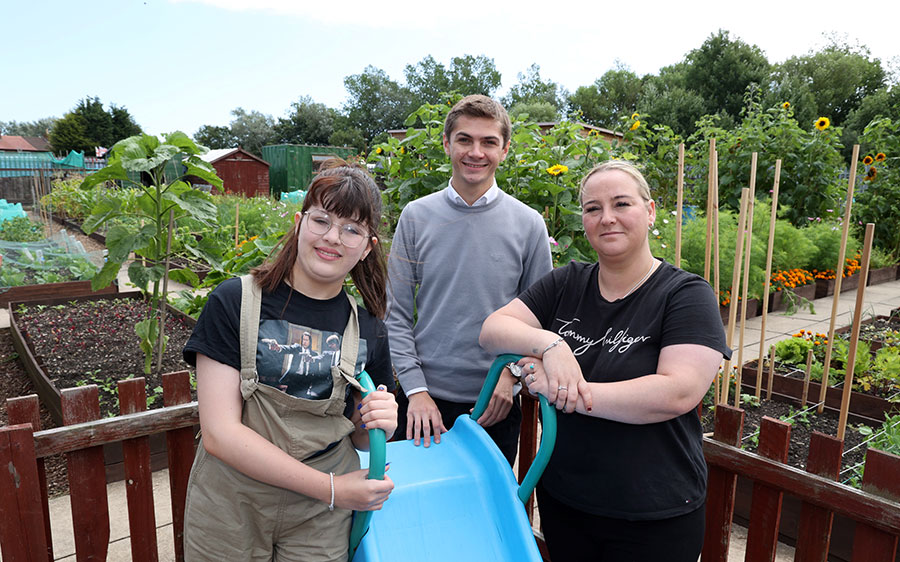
[404,54,502,103]
[503,63,566,112]
[193,125,236,149]
[683,30,771,120]
[842,84,900,156]
[49,113,92,154]
[776,38,887,126]
[568,65,643,128]
[74,97,115,148]
[0,117,57,138]
[637,65,709,136]
[109,104,142,140]
[343,66,416,141]
[229,108,277,156]
[508,100,559,122]
[274,96,337,145]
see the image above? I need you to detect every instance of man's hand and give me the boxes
[474,368,516,427]
[406,391,447,447]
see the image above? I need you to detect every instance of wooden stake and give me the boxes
[234,202,241,248]
[734,153,758,407]
[704,138,716,282]
[756,160,781,398]
[766,344,776,400]
[837,223,874,441]
[721,187,750,405]
[819,144,860,414]
[156,209,175,374]
[801,349,814,408]
[675,143,685,268]
[712,151,720,303]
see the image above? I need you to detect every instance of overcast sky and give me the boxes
[3,0,898,137]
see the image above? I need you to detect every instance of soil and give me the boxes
[701,399,871,486]
[857,315,900,345]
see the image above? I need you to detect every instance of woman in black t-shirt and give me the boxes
[182,159,398,560]
[480,160,730,561]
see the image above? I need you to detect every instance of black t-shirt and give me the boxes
[184,277,395,417]
[519,260,731,520]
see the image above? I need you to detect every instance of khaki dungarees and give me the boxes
[184,276,365,561]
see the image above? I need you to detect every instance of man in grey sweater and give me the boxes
[385,95,552,465]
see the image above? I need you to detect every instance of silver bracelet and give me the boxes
[328,472,335,511]
[542,336,564,356]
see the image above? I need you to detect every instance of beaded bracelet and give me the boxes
[542,336,564,356]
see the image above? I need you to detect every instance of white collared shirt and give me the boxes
[446,178,500,207]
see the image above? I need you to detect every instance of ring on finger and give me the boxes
[558,385,568,391]
[529,373,536,383]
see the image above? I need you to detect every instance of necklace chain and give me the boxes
[617,259,658,300]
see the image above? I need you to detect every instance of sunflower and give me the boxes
[375,147,383,155]
[630,120,641,131]
[782,102,790,109]
[863,155,874,166]
[815,117,830,131]
[631,112,640,119]
[546,164,568,176]
[865,167,877,181]
[875,152,886,162]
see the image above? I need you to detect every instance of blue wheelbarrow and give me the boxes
[349,354,556,561]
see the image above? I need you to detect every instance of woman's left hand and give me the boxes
[359,385,398,438]
[518,355,591,414]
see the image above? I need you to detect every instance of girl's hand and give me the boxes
[359,385,398,438]
[333,467,394,511]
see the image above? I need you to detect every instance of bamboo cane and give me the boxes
[734,153,758,407]
[234,202,241,248]
[721,188,750,405]
[712,151,720,303]
[801,349,814,408]
[818,144,861,414]
[704,139,716,282]
[156,209,175,374]
[675,143,685,268]
[766,344,776,400]
[756,160,781,398]
[836,223,874,441]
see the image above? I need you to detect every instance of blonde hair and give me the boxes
[579,160,652,203]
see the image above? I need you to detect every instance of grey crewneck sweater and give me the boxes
[385,187,552,402]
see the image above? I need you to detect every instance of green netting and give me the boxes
[0,150,85,177]
[0,229,106,289]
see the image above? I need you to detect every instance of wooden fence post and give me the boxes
[702,404,744,562]
[0,423,49,561]
[744,417,791,560]
[62,385,110,560]
[119,378,159,561]
[794,431,843,562]
[851,449,900,561]
[7,395,53,562]
[163,371,196,562]
[518,394,539,522]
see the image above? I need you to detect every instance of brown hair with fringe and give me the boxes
[252,158,388,318]
[444,95,512,146]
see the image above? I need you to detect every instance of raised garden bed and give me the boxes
[834,314,900,352]
[815,272,862,299]
[0,279,118,307]
[739,361,898,422]
[867,265,899,286]
[719,297,759,324]
[768,282,816,312]
[8,292,197,482]
[49,213,107,245]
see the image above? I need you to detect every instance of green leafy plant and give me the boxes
[81,132,223,374]
[0,216,45,242]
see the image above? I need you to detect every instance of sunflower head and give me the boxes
[546,164,568,176]
[863,155,874,166]
[630,120,641,131]
[631,112,640,120]
[875,152,886,162]
[782,102,790,109]
[375,147,383,155]
[865,166,877,181]
[815,117,830,131]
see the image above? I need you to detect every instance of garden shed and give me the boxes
[197,148,270,197]
[261,144,356,199]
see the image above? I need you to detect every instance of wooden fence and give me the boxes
[1,379,899,561]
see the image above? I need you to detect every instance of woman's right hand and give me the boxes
[333,468,395,511]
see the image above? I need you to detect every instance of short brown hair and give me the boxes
[580,160,652,204]
[444,95,511,145]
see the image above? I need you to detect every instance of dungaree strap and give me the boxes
[239,274,263,399]
[338,295,364,392]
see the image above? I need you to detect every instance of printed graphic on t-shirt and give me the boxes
[256,319,367,399]
[554,317,651,355]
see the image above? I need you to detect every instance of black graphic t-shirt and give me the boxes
[519,260,731,520]
[184,277,394,412]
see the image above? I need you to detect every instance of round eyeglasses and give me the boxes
[302,210,368,248]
